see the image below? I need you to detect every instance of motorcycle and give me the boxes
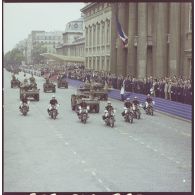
[78,106,89,124]
[20,102,29,116]
[145,102,154,116]
[133,104,141,119]
[49,105,59,119]
[104,109,116,128]
[124,107,133,123]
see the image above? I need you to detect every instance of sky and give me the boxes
[3,2,85,53]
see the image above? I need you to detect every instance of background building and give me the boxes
[81,3,112,71]
[55,17,85,64]
[25,30,63,64]
[110,2,192,78]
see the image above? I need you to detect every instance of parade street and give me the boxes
[4,70,192,192]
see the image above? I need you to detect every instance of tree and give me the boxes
[4,48,25,69]
[31,43,47,64]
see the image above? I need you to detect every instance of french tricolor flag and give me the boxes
[116,15,128,48]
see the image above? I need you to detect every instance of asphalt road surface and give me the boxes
[4,69,192,192]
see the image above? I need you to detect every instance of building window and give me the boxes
[102,57,105,70]
[89,27,92,47]
[107,58,110,71]
[93,25,96,46]
[93,58,96,69]
[102,22,105,45]
[106,20,110,44]
[97,23,100,45]
[86,28,88,47]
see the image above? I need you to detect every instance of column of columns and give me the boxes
[153,3,168,78]
[168,3,181,76]
[116,3,128,76]
[110,3,117,73]
[127,3,137,77]
[137,3,147,78]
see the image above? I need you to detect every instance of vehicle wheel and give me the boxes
[96,104,100,113]
[36,95,39,101]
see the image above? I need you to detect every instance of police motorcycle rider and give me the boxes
[121,98,133,116]
[144,94,155,114]
[47,95,59,115]
[132,97,141,119]
[19,93,29,113]
[77,99,89,116]
[102,101,115,120]
[77,99,90,122]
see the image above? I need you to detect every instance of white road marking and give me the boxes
[140,141,145,145]
[73,151,77,155]
[98,179,103,183]
[183,179,186,183]
[105,187,111,191]
[129,135,132,138]
[176,161,181,164]
[153,148,158,152]
[92,171,96,176]
[56,134,63,139]
[146,145,152,148]
[181,132,191,137]
[166,156,174,161]
[81,160,86,164]
[65,142,69,145]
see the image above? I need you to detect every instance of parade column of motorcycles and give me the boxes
[13,73,155,127]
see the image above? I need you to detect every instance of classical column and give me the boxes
[110,3,117,73]
[153,3,168,78]
[137,3,147,78]
[168,3,181,77]
[116,3,128,76]
[127,3,137,77]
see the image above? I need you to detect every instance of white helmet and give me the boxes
[52,95,55,98]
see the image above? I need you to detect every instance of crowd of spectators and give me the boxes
[33,63,193,105]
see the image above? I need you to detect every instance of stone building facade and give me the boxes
[56,18,85,65]
[82,2,192,78]
[81,3,112,71]
[111,2,192,78]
